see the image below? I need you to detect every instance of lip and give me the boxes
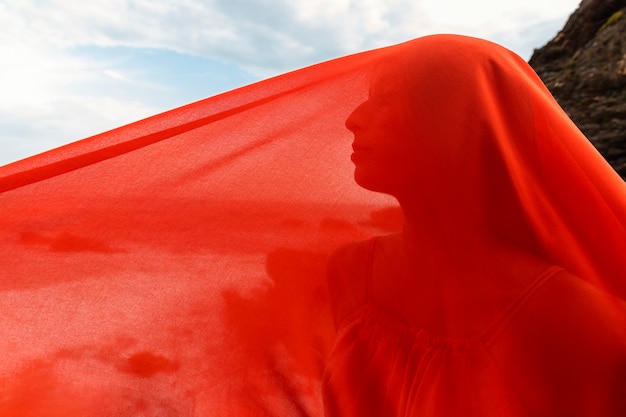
[350,145,371,163]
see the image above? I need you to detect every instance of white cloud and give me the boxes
[0,37,160,164]
[419,0,579,28]
[1,0,580,73]
[0,0,581,166]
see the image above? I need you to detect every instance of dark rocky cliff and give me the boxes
[529,0,626,177]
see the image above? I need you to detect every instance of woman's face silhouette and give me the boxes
[345,56,475,203]
[345,69,422,196]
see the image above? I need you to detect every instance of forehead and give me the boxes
[368,64,410,98]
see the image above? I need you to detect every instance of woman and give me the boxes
[323,35,626,416]
[1,34,625,416]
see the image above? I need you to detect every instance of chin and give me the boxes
[353,169,394,195]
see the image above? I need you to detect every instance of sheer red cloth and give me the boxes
[1,35,625,416]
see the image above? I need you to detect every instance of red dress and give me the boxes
[323,238,626,416]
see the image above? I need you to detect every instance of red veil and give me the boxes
[1,35,625,416]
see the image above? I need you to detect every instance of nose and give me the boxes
[345,112,357,133]
[345,101,367,133]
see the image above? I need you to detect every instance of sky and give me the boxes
[0,0,582,167]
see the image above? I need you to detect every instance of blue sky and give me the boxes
[0,0,582,166]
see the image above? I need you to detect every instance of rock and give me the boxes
[529,0,626,178]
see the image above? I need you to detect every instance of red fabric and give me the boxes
[1,34,625,416]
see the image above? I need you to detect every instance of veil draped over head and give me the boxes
[1,34,625,416]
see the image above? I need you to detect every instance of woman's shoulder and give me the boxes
[530,268,626,338]
[489,267,626,415]
[498,267,626,356]
[326,238,379,326]
[327,239,372,275]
